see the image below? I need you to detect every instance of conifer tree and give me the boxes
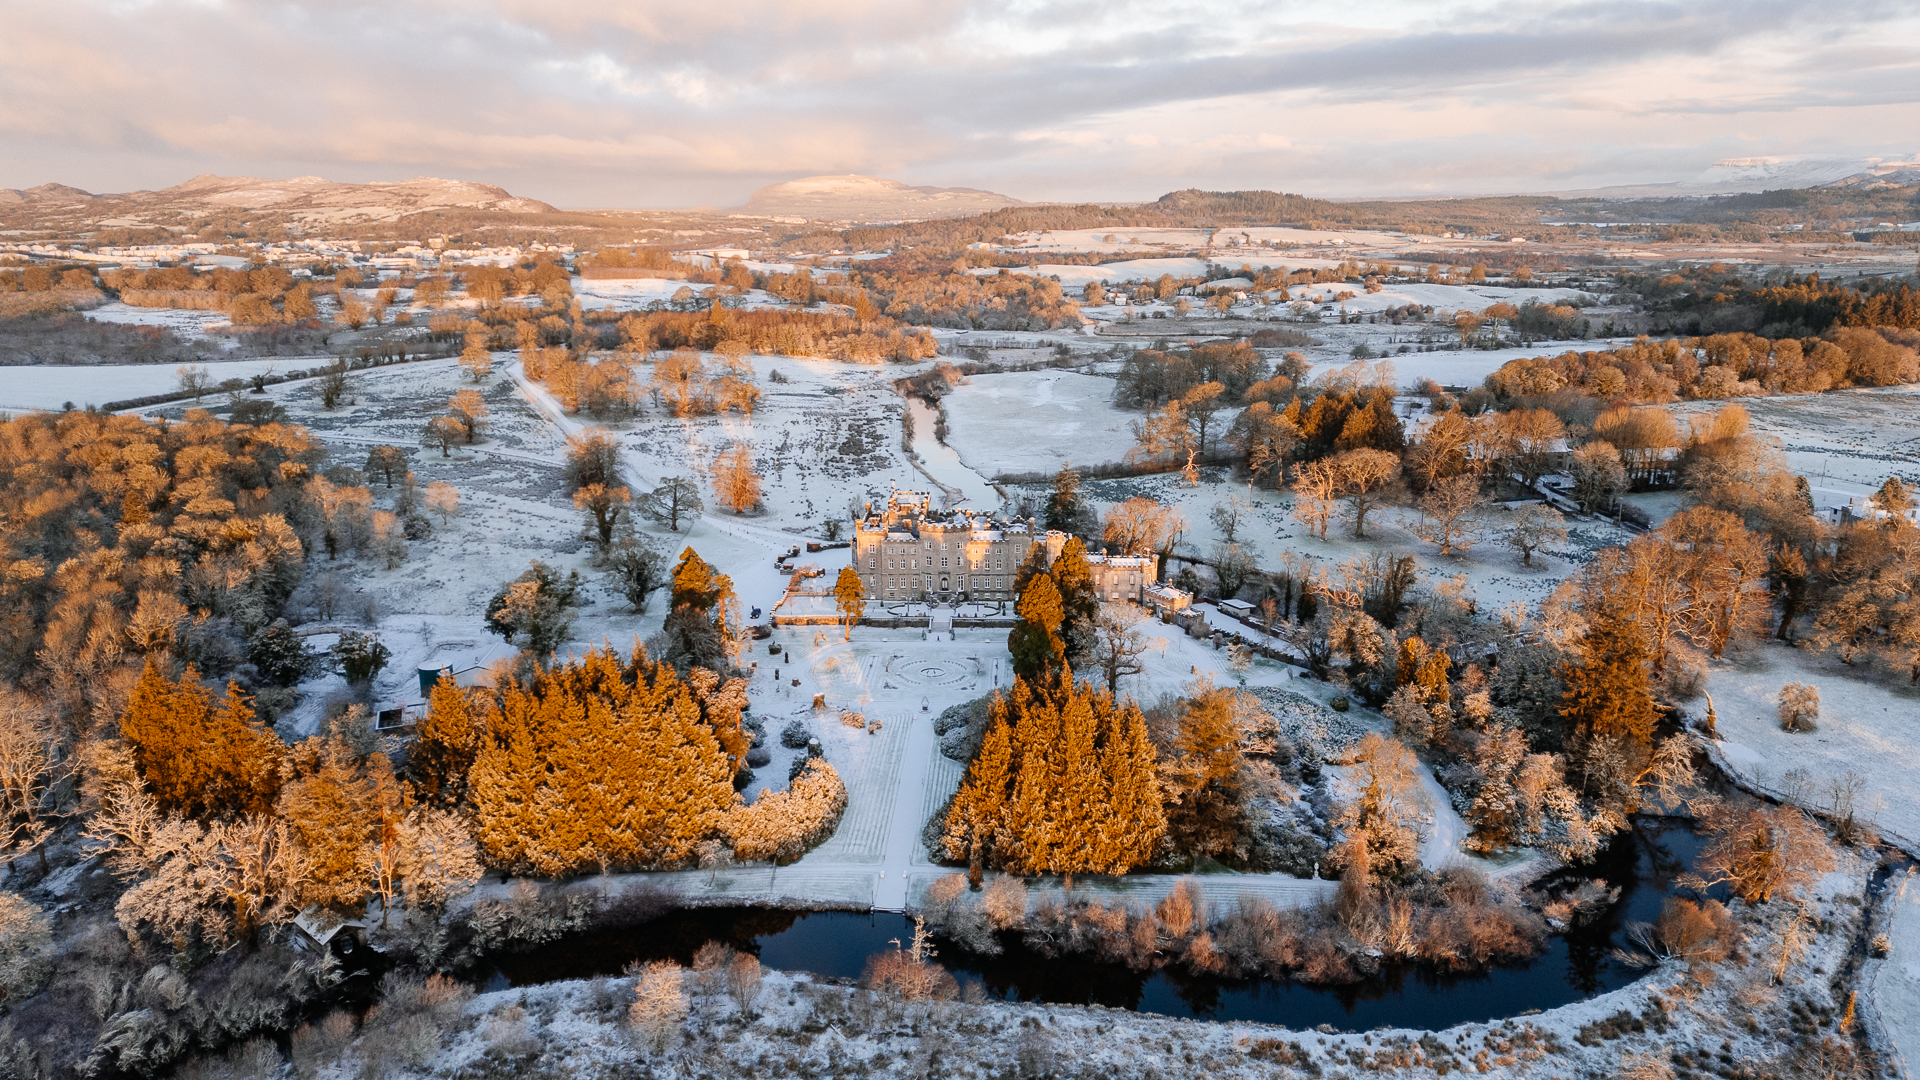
[1047,537,1101,661]
[408,678,480,807]
[1007,574,1067,682]
[119,658,285,818]
[942,704,1013,865]
[1558,602,1659,749]
[671,548,722,612]
[942,675,1164,876]
[1044,465,1087,533]
[1101,696,1167,868]
[279,727,405,908]
[468,646,736,875]
[1159,687,1248,860]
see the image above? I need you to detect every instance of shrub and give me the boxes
[780,720,811,748]
[724,759,848,864]
[1778,682,1820,732]
[861,950,957,1002]
[0,894,52,1006]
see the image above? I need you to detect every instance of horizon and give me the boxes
[4,1,1918,210]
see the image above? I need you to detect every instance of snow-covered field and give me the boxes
[571,276,796,313]
[1298,338,1643,388]
[0,356,300,410]
[84,300,234,339]
[941,369,1143,476]
[1699,641,1920,853]
[1671,385,1920,504]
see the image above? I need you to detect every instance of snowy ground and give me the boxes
[1670,385,1920,503]
[1697,641,1920,854]
[0,355,306,410]
[570,276,797,313]
[941,369,1142,477]
[1863,867,1920,1076]
[84,300,234,341]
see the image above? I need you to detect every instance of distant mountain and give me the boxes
[738,175,1024,222]
[0,174,556,225]
[1531,154,1920,199]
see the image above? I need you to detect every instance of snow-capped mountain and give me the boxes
[738,175,1024,222]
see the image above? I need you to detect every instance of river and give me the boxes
[482,820,1710,1031]
[905,396,1000,510]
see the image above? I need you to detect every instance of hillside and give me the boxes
[738,174,1024,222]
[0,174,558,231]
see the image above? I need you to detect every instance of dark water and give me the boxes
[486,820,1708,1031]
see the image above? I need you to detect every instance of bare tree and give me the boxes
[1778,682,1820,732]
[1090,605,1158,693]
[318,360,352,410]
[1506,504,1567,567]
[1211,542,1256,599]
[606,538,667,613]
[640,477,704,531]
[420,416,462,457]
[0,695,57,871]
[1685,800,1835,904]
[363,445,408,488]
[1209,493,1251,543]
[1570,441,1627,513]
[424,482,461,526]
[1332,449,1400,539]
[175,364,212,403]
[1409,474,1486,555]
[1102,497,1185,559]
[1291,459,1340,540]
[572,484,632,548]
[448,390,488,444]
[629,961,688,1053]
[724,953,762,1017]
[459,335,493,381]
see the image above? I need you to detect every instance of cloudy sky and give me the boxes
[3,0,1917,207]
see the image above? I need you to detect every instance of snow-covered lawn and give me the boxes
[1671,385,1920,501]
[84,300,234,340]
[941,369,1142,476]
[0,356,298,411]
[1701,641,1920,852]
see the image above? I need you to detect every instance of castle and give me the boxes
[852,489,1158,606]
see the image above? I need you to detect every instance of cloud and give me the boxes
[0,0,1915,206]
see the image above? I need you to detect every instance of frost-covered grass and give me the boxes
[1700,641,1920,853]
[0,356,298,410]
[941,369,1142,477]
[1670,385,1920,504]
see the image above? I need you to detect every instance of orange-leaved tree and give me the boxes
[942,673,1164,876]
[119,657,285,818]
[468,645,738,875]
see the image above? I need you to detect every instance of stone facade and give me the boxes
[1043,531,1155,604]
[852,490,1035,603]
[852,491,1163,606]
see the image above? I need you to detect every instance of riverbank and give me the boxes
[303,843,1879,1080]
